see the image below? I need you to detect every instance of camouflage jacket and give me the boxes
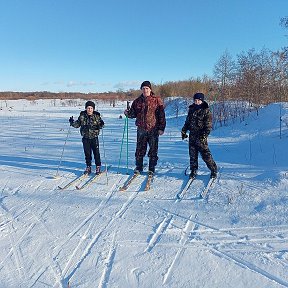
[71,110,104,139]
[126,93,166,132]
[182,101,212,137]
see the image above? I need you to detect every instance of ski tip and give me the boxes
[53,175,61,180]
[58,186,64,190]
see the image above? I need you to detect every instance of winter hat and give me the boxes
[140,81,152,90]
[193,93,204,101]
[85,100,95,110]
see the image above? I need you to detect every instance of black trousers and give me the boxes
[82,137,101,167]
[135,128,159,170]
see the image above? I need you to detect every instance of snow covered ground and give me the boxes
[0,98,287,288]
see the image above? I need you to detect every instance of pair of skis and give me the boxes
[176,175,216,201]
[119,172,153,192]
[58,173,88,190]
[58,165,110,190]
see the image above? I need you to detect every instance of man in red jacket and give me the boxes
[125,81,166,175]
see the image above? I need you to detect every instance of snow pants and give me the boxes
[82,137,101,167]
[135,128,159,172]
[189,135,217,173]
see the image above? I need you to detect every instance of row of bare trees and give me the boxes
[1,18,287,106]
[1,48,286,105]
[213,47,288,105]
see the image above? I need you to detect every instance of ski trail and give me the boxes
[212,248,288,287]
[61,222,93,277]
[98,232,117,288]
[114,190,139,218]
[29,266,49,288]
[0,203,33,283]
[1,188,66,287]
[144,214,173,252]
[62,188,140,284]
[180,219,288,287]
[275,250,288,267]
[1,221,32,283]
[163,214,196,285]
[56,176,122,252]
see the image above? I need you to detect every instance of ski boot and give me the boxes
[84,166,91,175]
[96,166,101,175]
[134,168,142,175]
[189,169,197,179]
[210,171,217,179]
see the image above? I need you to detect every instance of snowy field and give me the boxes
[0,98,287,288]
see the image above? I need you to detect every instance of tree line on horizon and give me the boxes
[1,18,287,106]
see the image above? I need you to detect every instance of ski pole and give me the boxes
[126,101,130,174]
[54,125,71,179]
[101,128,109,184]
[117,115,127,173]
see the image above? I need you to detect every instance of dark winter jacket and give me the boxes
[126,93,166,132]
[72,110,104,139]
[182,101,212,138]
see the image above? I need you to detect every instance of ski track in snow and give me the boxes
[57,175,144,285]
[212,249,288,287]
[175,217,288,287]
[98,232,117,288]
[0,181,60,285]
[144,214,173,253]
[0,100,288,287]
[131,194,288,287]
[163,213,197,285]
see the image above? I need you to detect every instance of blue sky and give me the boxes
[0,0,287,93]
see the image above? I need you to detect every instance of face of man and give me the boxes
[86,106,94,115]
[142,86,151,97]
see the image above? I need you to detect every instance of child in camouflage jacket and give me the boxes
[69,100,104,175]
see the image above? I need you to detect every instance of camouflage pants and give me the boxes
[135,128,159,171]
[189,135,217,172]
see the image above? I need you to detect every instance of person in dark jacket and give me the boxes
[181,93,217,179]
[124,81,166,175]
[69,100,104,175]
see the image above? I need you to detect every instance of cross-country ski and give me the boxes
[58,173,88,190]
[175,176,196,201]
[76,165,111,190]
[144,173,154,191]
[119,173,140,191]
[200,177,216,199]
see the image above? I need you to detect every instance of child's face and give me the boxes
[86,106,94,115]
[194,99,203,105]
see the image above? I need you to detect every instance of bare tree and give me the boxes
[213,50,236,99]
[280,16,288,29]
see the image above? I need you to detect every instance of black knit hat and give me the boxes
[140,81,152,90]
[85,100,95,109]
[193,93,204,101]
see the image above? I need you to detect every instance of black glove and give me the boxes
[99,119,104,128]
[199,134,207,144]
[181,131,188,140]
[124,109,129,117]
[69,116,74,126]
